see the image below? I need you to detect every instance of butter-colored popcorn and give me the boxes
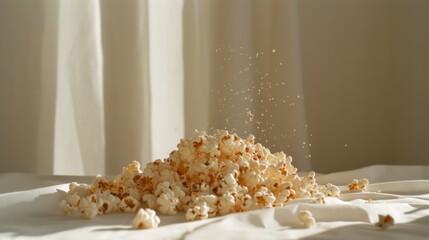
[376,214,394,229]
[60,129,336,222]
[295,188,312,199]
[98,192,121,214]
[196,195,218,217]
[186,201,209,221]
[156,190,179,215]
[142,194,157,209]
[312,192,326,204]
[69,182,92,196]
[320,183,340,197]
[254,187,276,207]
[298,210,316,228]
[79,194,101,219]
[133,208,160,229]
[218,192,236,215]
[59,194,80,216]
[348,178,369,191]
[115,160,142,187]
[119,196,140,213]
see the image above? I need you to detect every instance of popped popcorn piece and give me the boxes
[59,194,81,216]
[118,196,140,213]
[79,194,101,219]
[218,192,236,215]
[254,187,276,207]
[156,189,179,215]
[142,194,157,209]
[186,201,209,221]
[133,208,160,229]
[298,210,316,228]
[348,178,370,191]
[312,192,326,204]
[376,214,394,229]
[319,183,340,197]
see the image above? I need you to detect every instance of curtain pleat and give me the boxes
[1,0,428,175]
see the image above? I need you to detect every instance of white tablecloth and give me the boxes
[1,165,429,239]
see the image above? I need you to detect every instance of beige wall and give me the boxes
[193,0,429,173]
[298,0,429,172]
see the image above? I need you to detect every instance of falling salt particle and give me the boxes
[309,143,312,147]
[303,141,306,145]
[256,52,259,58]
[293,129,296,132]
[345,144,348,147]
[280,62,283,66]
[272,49,276,53]
[297,95,301,98]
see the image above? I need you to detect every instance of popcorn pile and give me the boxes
[59,130,340,223]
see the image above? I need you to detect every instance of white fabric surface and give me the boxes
[1,165,428,239]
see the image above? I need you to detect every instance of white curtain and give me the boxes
[1,0,428,175]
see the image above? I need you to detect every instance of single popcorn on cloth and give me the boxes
[348,178,369,191]
[376,214,394,229]
[133,208,160,229]
[298,210,316,228]
[59,130,340,221]
[319,183,340,197]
